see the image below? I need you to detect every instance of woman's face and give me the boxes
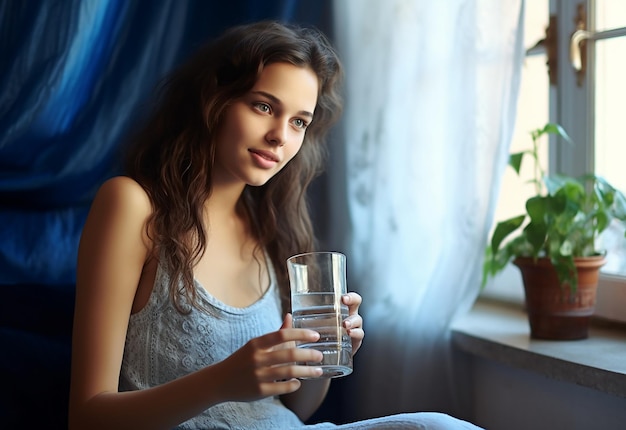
[213,62,319,187]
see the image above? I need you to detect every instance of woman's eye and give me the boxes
[254,102,271,113]
[293,118,308,129]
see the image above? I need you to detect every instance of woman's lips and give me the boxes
[249,149,279,169]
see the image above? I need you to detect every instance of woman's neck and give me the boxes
[205,181,246,220]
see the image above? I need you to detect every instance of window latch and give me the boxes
[570,3,626,87]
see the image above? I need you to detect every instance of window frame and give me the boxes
[550,0,593,179]
[551,0,626,323]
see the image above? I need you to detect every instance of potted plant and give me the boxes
[482,123,626,340]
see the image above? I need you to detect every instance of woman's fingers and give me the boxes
[259,360,324,382]
[254,327,319,350]
[343,314,363,332]
[257,341,323,368]
[342,292,362,314]
[341,293,364,354]
[243,328,323,373]
[281,313,293,329]
[249,347,324,386]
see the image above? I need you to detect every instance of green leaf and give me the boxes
[481,247,501,289]
[613,190,626,221]
[509,152,524,175]
[524,221,547,252]
[490,215,526,253]
[559,240,573,256]
[542,122,573,144]
[594,176,618,208]
[526,196,547,222]
[551,254,578,292]
[561,181,585,202]
[546,192,566,215]
[546,175,584,198]
[595,211,609,234]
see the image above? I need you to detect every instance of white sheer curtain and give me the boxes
[328,0,524,421]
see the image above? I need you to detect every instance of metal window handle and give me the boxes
[523,5,625,88]
[570,4,626,86]
[571,27,626,71]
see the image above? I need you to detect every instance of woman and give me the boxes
[69,20,482,430]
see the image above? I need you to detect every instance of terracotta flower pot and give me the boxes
[513,255,606,340]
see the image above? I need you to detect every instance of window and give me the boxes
[483,0,626,323]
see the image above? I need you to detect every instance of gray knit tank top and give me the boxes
[119,256,306,429]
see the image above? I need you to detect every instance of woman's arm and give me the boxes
[68,176,219,429]
[281,378,331,422]
[68,177,325,430]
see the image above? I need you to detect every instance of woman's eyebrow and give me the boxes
[251,90,314,119]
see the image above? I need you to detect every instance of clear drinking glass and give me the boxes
[287,251,353,378]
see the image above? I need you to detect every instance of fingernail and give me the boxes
[314,367,323,376]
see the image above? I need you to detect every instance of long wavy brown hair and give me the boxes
[124,21,343,313]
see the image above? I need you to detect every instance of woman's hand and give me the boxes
[215,315,323,402]
[342,292,364,355]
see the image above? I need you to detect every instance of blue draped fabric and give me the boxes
[0,0,331,284]
[0,1,333,428]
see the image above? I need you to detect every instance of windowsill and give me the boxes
[451,298,626,399]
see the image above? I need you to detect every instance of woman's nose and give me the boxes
[265,120,288,146]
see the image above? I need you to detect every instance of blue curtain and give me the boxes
[0,0,331,284]
[0,1,332,428]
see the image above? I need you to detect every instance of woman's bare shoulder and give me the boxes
[84,176,153,247]
[79,176,154,269]
[93,176,151,212]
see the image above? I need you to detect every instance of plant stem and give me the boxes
[531,131,544,195]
